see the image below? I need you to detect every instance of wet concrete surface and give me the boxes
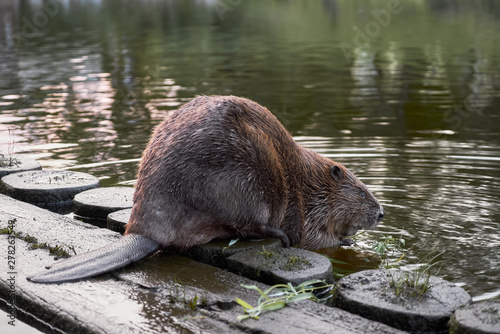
[73,187,134,220]
[449,300,500,334]
[0,194,405,333]
[106,208,131,234]
[0,170,100,206]
[186,238,283,268]
[335,269,472,333]
[117,254,404,334]
[226,247,334,286]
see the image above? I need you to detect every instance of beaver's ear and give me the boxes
[330,165,344,180]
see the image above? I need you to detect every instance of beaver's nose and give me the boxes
[378,207,384,221]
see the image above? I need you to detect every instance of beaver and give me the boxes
[28,95,384,283]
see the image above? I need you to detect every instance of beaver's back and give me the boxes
[126,96,302,248]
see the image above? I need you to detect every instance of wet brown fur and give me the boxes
[125,96,383,251]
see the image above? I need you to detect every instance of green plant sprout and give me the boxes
[258,246,275,259]
[0,224,75,258]
[0,154,20,167]
[236,279,333,321]
[388,248,445,299]
[371,235,445,299]
[371,234,406,268]
[0,128,20,167]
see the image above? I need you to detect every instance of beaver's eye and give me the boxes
[360,191,366,198]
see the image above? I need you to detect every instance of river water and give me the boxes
[0,0,499,302]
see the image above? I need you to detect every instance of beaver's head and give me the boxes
[302,162,384,250]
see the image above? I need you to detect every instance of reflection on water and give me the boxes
[0,0,499,301]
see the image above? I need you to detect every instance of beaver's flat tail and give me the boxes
[27,234,160,283]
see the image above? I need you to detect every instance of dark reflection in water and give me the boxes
[0,0,499,301]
